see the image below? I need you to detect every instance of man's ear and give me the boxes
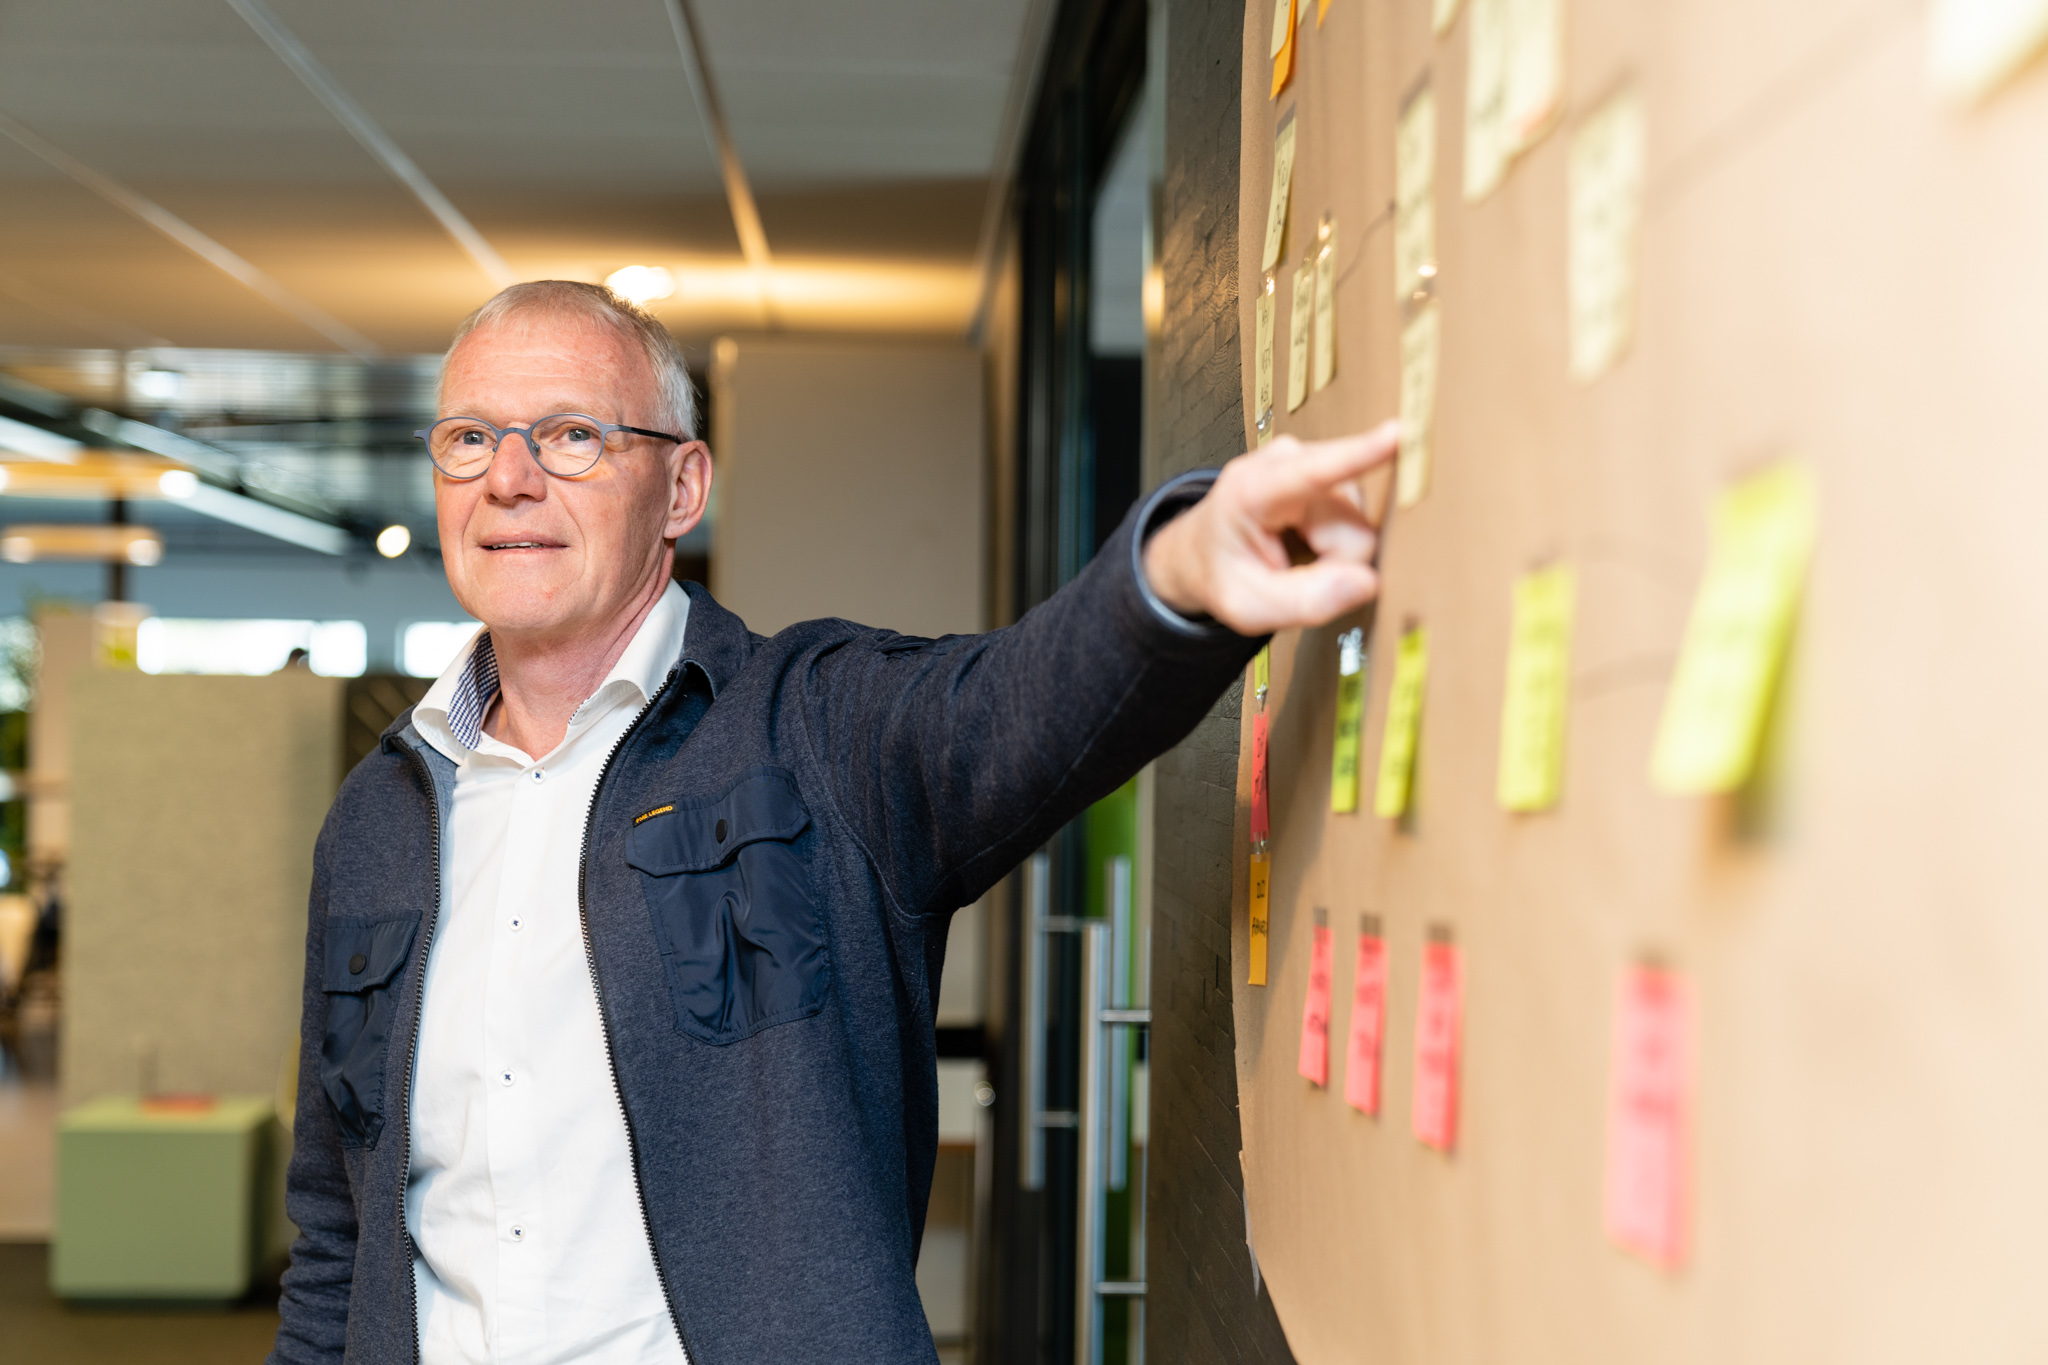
[663,440,713,540]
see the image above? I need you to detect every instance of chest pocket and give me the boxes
[626,767,830,1045]
[318,915,419,1149]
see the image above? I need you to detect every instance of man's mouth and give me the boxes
[480,538,564,552]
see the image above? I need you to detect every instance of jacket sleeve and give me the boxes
[268,831,357,1365]
[804,470,1261,919]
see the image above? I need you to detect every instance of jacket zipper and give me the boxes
[394,739,444,1365]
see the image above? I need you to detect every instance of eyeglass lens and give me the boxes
[424,415,622,478]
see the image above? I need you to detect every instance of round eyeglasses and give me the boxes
[414,413,684,480]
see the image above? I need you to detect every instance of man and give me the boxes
[273,280,1396,1365]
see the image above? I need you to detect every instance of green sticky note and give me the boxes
[1331,628,1366,813]
[1497,564,1576,811]
[1254,644,1271,702]
[1650,464,1817,795]
[1374,626,1428,818]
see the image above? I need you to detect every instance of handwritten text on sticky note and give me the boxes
[1397,304,1440,507]
[1375,625,1428,818]
[1345,926,1387,1115]
[1569,88,1645,383]
[1288,264,1313,413]
[1412,936,1462,1150]
[1331,628,1365,813]
[1262,117,1298,271]
[1248,853,1271,986]
[1394,85,1437,302]
[1605,963,1690,1269]
[1298,919,1335,1085]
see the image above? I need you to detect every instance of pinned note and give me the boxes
[1411,934,1462,1151]
[1569,88,1646,383]
[1287,264,1313,413]
[1255,274,1277,443]
[1298,911,1335,1085]
[1374,625,1428,818]
[1344,919,1387,1115]
[1433,0,1463,33]
[1250,711,1271,845]
[1312,216,1338,392]
[1497,564,1576,811]
[1650,463,1817,795]
[1464,0,1510,200]
[1929,0,2048,103]
[1262,118,1298,271]
[1396,304,1440,507]
[1270,0,1297,97]
[1330,627,1366,812]
[1464,0,1564,202]
[1394,85,1437,303]
[1254,643,1271,703]
[1604,963,1690,1269]
[1248,854,1271,986]
[1317,0,1334,22]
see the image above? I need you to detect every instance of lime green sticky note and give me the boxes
[1374,626,1428,818]
[1497,564,1576,811]
[1331,628,1367,813]
[1254,644,1271,703]
[1650,463,1817,795]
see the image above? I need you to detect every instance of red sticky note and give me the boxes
[1344,931,1387,1114]
[1297,921,1335,1085]
[1411,938,1462,1151]
[1604,965,1691,1269]
[1250,711,1271,845]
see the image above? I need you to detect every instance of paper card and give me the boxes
[1373,625,1428,818]
[1604,964,1691,1269]
[1270,0,1296,98]
[1312,217,1337,392]
[1344,923,1387,1114]
[1330,627,1366,813]
[1928,0,2048,103]
[1433,0,1463,33]
[1569,88,1646,383]
[1503,0,1565,151]
[1262,118,1298,271]
[1464,0,1510,201]
[1255,275,1277,443]
[1394,85,1437,302]
[1287,264,1313,412]
[1411,936,1462,1150]
[1650,463,1817,795]
[1496,564,1576,811]
[1298,915,1335,1085]
[1250,710,1271,845]
[1396,304,1440,507]
[1248,853,1271,986]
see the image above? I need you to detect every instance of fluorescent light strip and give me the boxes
[0,414,82,464]
[174,481,350,556]
[664,0,776,324]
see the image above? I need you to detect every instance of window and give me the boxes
[136,619,367,677]
[401,621,481,679]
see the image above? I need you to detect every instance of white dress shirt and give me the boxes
[406,583,691,1365]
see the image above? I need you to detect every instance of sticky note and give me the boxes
[1270,0,1296,97]
[1262,118,1297,272]
[1255,275,1277,443]
[1396,304,1440,508]
[1497,564,1576,812]
[1394,85,1437,302]
[1374,625,1428,819]
[1569,88,1646,383]
[1250,710,1271,846]
[1929,0,2048,103]
[1604,964,1690,1269]
[1312,217,1337,392]
[1248,853,1271,986]
[1344,923,1386,1115]
[1318,0,1334,22]
[1287,265,1313,413]
[1254,642,1271,702]
[1411,936,1462,1151]
[1650,463,1817,795]
[1433,0,1463,33]
[1330,627,1366,813]
[1298,915,1335,1085]
[1464,0,1563,202]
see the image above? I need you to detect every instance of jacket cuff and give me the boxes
[1130,469,1244,642]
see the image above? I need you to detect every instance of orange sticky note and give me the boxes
[1344,925,1386,1115]
[1270,0,1296,97]
[1411,936,1462,1151]
[1604,964,1691,1269]
[1248,853,1271,986]
[1297,916,1335,1085]
[1250,711,1271,846]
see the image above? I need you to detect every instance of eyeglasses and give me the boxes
[414,413,683,480]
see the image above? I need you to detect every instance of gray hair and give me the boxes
[445,280,699,440]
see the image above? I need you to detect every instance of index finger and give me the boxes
[1248,420,1401,513]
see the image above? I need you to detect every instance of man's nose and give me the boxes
[481,428,547,499]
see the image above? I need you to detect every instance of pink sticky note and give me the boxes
[1297,921,1335,1085]
[1250,711,1271,844]
[1604,965,1691,1269]
[1344,932,1387,1115]
[1411,938,1462,1151]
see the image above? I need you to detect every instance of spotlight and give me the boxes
[606,265,677,306]
[158,469,199,499]
[125,537,163,566]
[376,524,412,558]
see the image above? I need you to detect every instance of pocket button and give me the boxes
[714,818,728,844]
[348,953,367,975]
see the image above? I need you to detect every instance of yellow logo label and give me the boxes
[633,804,675,825]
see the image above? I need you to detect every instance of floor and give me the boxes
[0,1241,283,1365]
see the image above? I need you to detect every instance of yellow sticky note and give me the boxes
[1374,626,1429,818]
[1254,275,1277,443]
[1497,564,1576,811]
[1287,264,1313,413]
[1254,643,1271,701]
[1464,0,1563,202]
[1397,304,1440,507]
[1434,0,1463,33]
[1464,0,1510,201]
[1650,464,1818,795]
[1331,627,1367,813]
[1249,852,1272,985]
[1394,85,1437,302]
[1262,118,1298,272]
[1312,218,1338,391]
[1569,88,1646,383]
[1929,0,2048,103]
[1318,0,1334,22]
[1271,0,1297,98]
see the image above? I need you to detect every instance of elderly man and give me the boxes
[273,280,1396,1365]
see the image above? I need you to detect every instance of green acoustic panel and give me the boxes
[52,1096,273,1300]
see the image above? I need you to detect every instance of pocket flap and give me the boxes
[322,917,420,993]
[626,768,812,875]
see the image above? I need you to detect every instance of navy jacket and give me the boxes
[271,472,1257,1364]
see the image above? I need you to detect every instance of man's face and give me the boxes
[433,314,709,643]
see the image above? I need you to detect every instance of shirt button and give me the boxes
[508,1224,525,1242]
[530,767,546,784]
[499,1069,516,1087]
[508,915,524,932]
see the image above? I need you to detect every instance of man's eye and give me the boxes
[564,427,597,443]
[456,429,489,445]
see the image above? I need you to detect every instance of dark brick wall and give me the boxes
[1145,2,1297,1361]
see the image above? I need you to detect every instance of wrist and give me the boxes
[1142,512,1205,616]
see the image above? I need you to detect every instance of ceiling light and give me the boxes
[125,537,163,566]
[375,524,412,558]
[158,469,199,499]
[133,369,184,402]
[606,265,677,305]
[0,468,11,494]
[0,524,164,564]
[0,536,31,564]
